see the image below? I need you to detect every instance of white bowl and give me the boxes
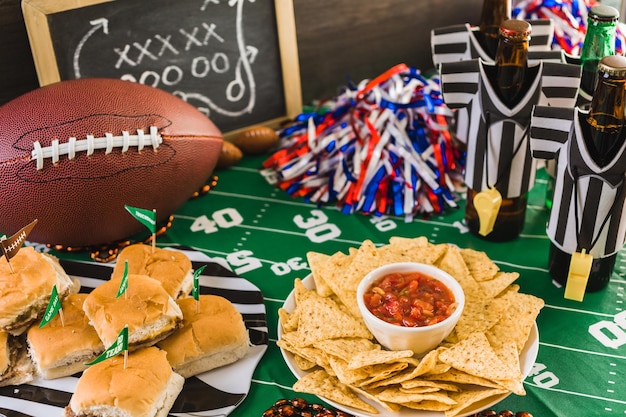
[356,262,465,356]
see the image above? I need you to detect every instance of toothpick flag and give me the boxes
[192,265,207,301]
[85,326,128,366]
[124,205,157,251]
[124,205,156,233]
[39,284,63,328]
[0,219,38,264]
[116,260,129,299]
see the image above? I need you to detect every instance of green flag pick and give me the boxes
[193,265,207,314]
[192,265,207,301]
[116,260,129,299]
[85,325,128,366]
[39,284,63,328]
[124,205,157,252]
[124,205,156,234]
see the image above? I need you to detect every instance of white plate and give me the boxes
[278,275,539,417]
[0,249,268,417]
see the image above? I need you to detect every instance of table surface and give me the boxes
[18,155,626,416]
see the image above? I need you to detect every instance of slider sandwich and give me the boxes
[27,293,104,379]
[64,346,184,417]
[0,247,78,335]
[158,295,249,377]
[0,331,34,387]
[111,243,193,299]
[83,274,183,350]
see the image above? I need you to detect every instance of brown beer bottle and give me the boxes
[549,55,626,292]
[475,0,511,59]
[465,19,531,242]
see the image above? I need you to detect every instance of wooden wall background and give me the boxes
[0,0,482,106]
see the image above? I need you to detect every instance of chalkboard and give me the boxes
[21,0,302,136]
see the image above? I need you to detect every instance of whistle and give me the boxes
[564,249,592,302]
[473,187,502,236]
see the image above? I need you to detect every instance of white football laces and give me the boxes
[31,125,162,170]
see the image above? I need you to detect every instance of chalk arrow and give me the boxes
[245,45,258,64]
[73,18,109,79]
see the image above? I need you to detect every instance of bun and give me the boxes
[111,244,193,298]
[83,274,183,349]
[0,332,8,375]
[0,331,35,387]
[65,346,184,417]
[27,293,104,379]
[158,295,249,378]
[0,247,78,335]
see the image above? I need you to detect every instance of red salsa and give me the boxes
[363,271,457,327]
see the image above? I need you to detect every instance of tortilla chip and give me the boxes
[351,386,403,412]
[494,341,522,373]
[479,271,520,299]
[399,386,441,394]
[317,249,363,317]
[348,348,414,369]
[357,362,410,386]
[293,369,379,414]
[437,332,521,381]
[460,248,499,281]
[314,337,379,362]
[437,245,485,301]
[294,354,317,371]
[343,240,382,289]
[329,356,371,385]
[278,335,331,370]
[377,387,457,405]
[487,292,543,353]
[278,307,299,333]
[306,251,335,297]
[295,289,372,347]
[293,278,313,305]
[388,236,430,248]
[403,400,454,411]
[400,380,461,392]
[365,346,443,388]
[379,238,447,265]
[445,388,509,417]
[424,368,503,389]
[476,339,525,394]
[454,298,507,341]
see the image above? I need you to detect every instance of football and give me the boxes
[0,78,223,248]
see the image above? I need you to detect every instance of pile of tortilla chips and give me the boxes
[278,237,544,417]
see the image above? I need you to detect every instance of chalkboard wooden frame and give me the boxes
[21,0,302,137]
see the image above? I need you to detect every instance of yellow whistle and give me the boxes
[473,187,502,236]
[564,249,593,302]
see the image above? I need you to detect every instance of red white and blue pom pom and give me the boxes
[262,64,463,221]
[513,0,625,55]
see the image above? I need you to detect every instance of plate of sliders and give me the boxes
[0,244,268,417]
[277,237,542,417]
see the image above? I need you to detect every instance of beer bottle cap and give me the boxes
[588,5,620,23]
[598,55,626,77]
[499,19,531,41]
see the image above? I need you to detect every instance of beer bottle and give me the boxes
[544,159,556,210]
[465,19,531,242]
[549,55,626,293]
[475,0,511,60]
[577,5,619,108]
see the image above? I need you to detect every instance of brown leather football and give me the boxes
[0,78,223,247]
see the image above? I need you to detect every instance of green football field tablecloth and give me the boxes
[57,155,626,416]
